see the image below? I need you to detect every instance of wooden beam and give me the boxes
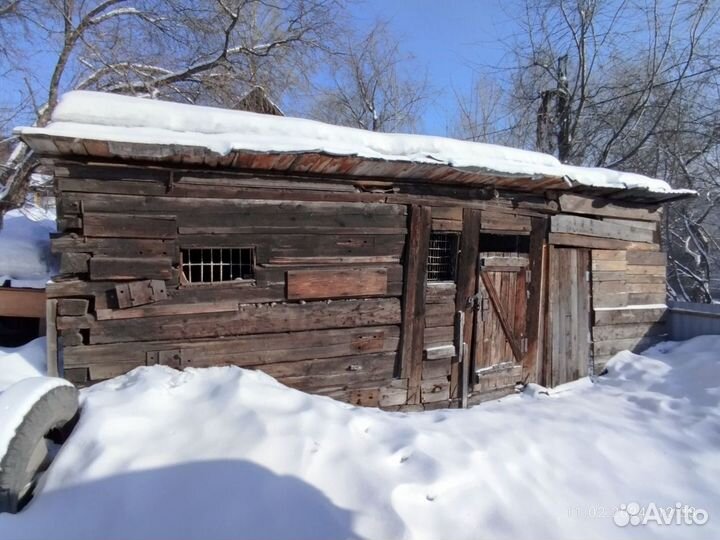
[286,268,388,300]
[549,232,657,251]
[551,215,655,243]
[399,205,431,404]
[558,193,661,222]
[0,288,47,318]
[452,208,482,403]
[524,217,548,383]
[46,299,58,377]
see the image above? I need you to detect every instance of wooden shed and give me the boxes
[16,91,693,410]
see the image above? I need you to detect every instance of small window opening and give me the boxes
[427,232,459,282]
[181,248,255,284]
[479,234,529,253]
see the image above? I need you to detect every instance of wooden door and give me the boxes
[471,253,528,392]
[547,246,591,387]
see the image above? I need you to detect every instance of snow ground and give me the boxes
[0,337,47,391]
[1,336,719,540]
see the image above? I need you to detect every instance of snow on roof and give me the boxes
[17,91,693,197]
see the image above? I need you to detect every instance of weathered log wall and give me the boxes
[47,159,671,409]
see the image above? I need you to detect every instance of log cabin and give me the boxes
[15,91,694,410]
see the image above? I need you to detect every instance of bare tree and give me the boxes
[311,21,430,133]
[0,0,345,211]
[451,76,521,146]
[455,0,720,302]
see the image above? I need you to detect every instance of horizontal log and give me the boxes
[179,226,407,235]
[591,271,624,282]
[551,215,654,243]
[59,252,90,275]
[626,251,667,266]
[591,250,626,261]
[424,325,454,346]
[626,265,666,276]
[286,268,388,300]
[89,297,402,344]
[52,235,177,260]
[482,256,529,268]
[625,274,665,284]
[379,381,409,407]
[420,376,450,403]
[628,292,666,305]
[254,351,397,381]
[592,322,666,341]
[422,359,452,379]
[96,300,238,321]
[270,352,397,392]
[0,288,46,318]
[481,212,531,232]
[64,325,400,367]
[65,191,406,217]
[83,213,177,239]
[593,307,666,325]
[425,302,455,328]
[431,207,463,220]
[592,335,665,357]
[57,298,89,317]
[604,218,658,231]
[265,256,399,266]
[549,232,657,251]
[625,282,666,294]
[558,193,661,221]
[592,281,628,294]
[89,256,173,281]
[431,218,463,231]
[180,234,407,258]
[593,293,628,309]
[425,283,456,304]
[591,260,627,272]
[425,344,456,360]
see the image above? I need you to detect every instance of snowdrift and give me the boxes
[1,337,719,539]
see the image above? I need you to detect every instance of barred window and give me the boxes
[181,248,255,284]
[427,233,459,282]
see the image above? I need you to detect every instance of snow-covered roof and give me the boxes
[17,91,694,201]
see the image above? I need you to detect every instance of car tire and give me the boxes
[0,384,78,514]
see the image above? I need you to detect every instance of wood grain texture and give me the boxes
[451,208,482,402]
[83,213,177,239]
[89,257,173,281]
[551,215,655,243]
[399,205,431,404]
[286,268,388,300]
[558,194,661,221]
[89,297,402,344]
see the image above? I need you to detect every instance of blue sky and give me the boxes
[350,0,516,135]
[2,0,517,135]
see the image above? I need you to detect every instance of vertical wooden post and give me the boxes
[399,205,431,405]
[524,216,549,383]
[451,208,481,405]
[46,299,59,377]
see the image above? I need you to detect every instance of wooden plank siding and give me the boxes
[47,158,672,409]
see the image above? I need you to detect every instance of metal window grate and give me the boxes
[427,233,459,282]
[181,248,255,284]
